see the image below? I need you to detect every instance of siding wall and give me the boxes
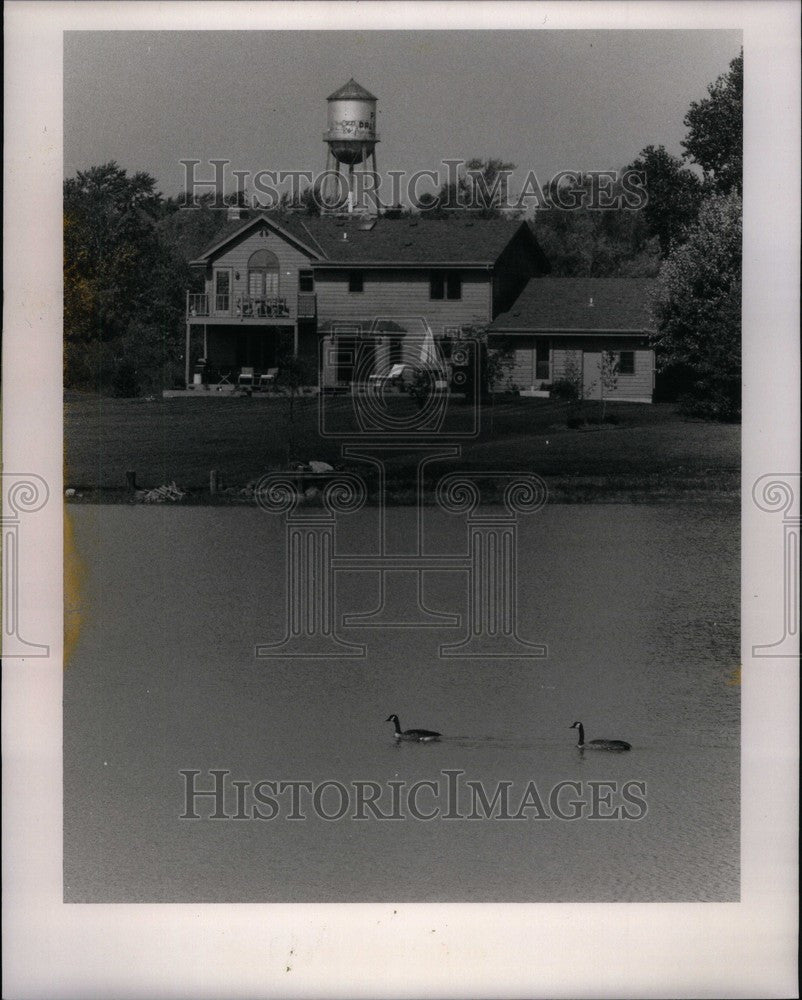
[204,227,314,318]
[497,334,655,401]
[313,268,492,334]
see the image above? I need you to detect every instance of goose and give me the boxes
[386,714,441,743]
[570,721,631,752]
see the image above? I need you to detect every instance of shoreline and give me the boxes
[63,478,740,507]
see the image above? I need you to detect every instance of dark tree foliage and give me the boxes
[64,162,186,393]
[651,192,742,420]
[415,158,519,218]
[682,50,743,194]
[626,145,704,256]
[534,174,660,277]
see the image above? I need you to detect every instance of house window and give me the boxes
[431,271,461,300]
[214,270,231,313]
[535,337,551,381]
[348,271,364,293]
[618,351,635,375]
[247,249,279,300]
[299,270,315,293]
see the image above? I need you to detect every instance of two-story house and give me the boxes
[185,210,549,388]
[185,210,656,400]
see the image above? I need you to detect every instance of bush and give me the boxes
[111,360,141,398]
[677,383,740,421]
[406,367,436,410]
[551,378,580,401]
[566,416,586,429]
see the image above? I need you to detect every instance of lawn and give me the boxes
[64,391,740,503]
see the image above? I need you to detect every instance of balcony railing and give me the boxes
[236,295,290,319]
[187,292,211,317]
[186,293,291,320]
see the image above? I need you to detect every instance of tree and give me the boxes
[64,162,185,391]
[278,186,321,216]
[626,145,704,256]
[599,350,619,421]
[416,157,517,217]
[651,191,742,420]
[534,174,660,277]
[682,51,743,194]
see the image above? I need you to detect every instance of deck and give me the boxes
[186,292,317,323]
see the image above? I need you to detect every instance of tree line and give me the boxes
[64,51,741,417]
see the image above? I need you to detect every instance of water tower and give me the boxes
[320,78,379,214]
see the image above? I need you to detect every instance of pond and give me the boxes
[64,502,739,902]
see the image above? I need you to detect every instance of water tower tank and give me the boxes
[325,78,378,165]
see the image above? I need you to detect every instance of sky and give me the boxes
[64,29,741,202]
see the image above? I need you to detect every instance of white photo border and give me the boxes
[2,2,798,997]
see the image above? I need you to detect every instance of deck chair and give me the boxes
[367,363,407,387]
[258,367,278,389]
[237,367,255,387]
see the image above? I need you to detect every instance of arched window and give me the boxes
[247,249,279,299]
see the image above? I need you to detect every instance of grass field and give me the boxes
[64,391,740,503]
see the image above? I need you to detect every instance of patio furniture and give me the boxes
[367,363,407,388]
[237,367,255,387]
[258,368,279,390]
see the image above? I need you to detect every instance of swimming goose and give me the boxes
[386,714,441,742]
[570,721,631,752]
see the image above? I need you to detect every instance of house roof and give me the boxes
[327,78,377,101]
[300,216,537,265]
[189,213,325,265]
[489,277,657,333]
[192,212,541,268]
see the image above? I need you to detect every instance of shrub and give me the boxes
[406,367,440,410]
[677,384,740,422]
[551,378,580,401]
[111,360,141,398]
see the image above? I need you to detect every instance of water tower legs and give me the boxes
[320,143,380,215]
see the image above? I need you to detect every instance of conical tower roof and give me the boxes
[327,78,377,101]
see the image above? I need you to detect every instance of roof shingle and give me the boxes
[193,213,538,266]
[297,216,533,264]
[489,277,657,332]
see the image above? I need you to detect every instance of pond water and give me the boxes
[64,502,739,902]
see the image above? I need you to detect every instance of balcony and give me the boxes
[187,293,291,321]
